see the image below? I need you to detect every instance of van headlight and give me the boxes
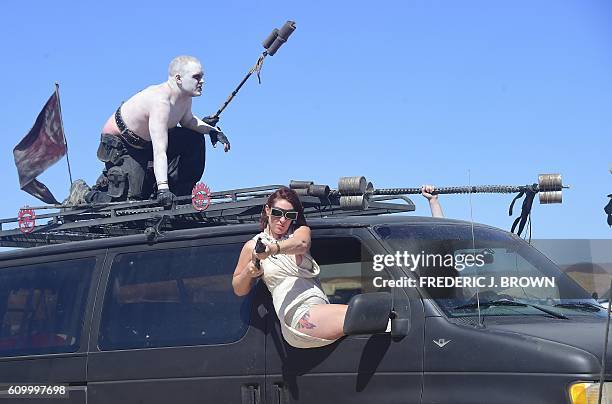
[570,382,612,404]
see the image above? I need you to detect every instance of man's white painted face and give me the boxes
[178,62,204,97]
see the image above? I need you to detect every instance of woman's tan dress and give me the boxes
[253,230,338,348]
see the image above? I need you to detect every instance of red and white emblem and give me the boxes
[18,208,36,234]
[191,182,212,211]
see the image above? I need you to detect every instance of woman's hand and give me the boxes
[245,260,264,278]
[233,239,263,296]
[253,242,276,261]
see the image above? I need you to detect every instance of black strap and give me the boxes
[114,104,151,149]
[509,190,536,236]
[508,191,524,217]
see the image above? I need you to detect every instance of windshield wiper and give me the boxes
[453,299,568,319]
[454,299,522,310]
[553,302,603,313]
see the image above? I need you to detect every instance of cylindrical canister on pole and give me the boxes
[262,28,279,49]
[267,21,296,56]
[290,180,314,189]
[338,176,367,195]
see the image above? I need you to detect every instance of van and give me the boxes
[0,197,608,403]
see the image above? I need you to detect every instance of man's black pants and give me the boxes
[87,127,205,202]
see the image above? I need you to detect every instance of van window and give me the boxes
[376,224,597,317]
[311,237,386,304]
[0,258,95,357]
[99,243,250,350]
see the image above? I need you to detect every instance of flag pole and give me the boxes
[54,82,73,185]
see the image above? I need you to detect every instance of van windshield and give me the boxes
[374,223,604,318]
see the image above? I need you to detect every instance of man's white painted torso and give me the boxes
[101,83,191,140]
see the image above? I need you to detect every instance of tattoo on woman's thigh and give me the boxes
[296,312,316,329]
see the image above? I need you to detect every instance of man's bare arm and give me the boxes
[180,110,217,134]
[180,106,230,152]
[149,101,171,190]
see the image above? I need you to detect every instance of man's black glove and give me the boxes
[202,115,219,127]
[157,188,176,207]
[210,129,231,152]
[202,115,230,151]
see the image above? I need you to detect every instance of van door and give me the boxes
[87,235,266,404]
[0,252,102,403]
[265,227,424,403]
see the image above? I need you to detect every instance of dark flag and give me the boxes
[13,91,67,204]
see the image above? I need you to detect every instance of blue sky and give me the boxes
[1,0,610,239]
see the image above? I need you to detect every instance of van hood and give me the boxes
[425,316,610,374]
[486,317,611,371]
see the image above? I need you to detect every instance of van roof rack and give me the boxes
[0,180,415,248]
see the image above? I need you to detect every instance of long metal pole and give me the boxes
[55,82,73,185]
[212,53,267,118]
[371,184,541,196]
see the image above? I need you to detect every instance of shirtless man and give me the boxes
[80,55,229,205]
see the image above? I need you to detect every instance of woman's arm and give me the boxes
[255,226,312,261]
[232,240,263,296]
[421,184,444,218]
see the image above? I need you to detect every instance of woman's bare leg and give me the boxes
[295,304,348,340]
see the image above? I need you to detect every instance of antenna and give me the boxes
[467,170,483,327]
[598,278,612,404]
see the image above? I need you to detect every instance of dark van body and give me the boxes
[0,216,608,403]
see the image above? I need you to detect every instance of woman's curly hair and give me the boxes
[260,187,308,231]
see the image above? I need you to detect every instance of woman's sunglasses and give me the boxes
[270,207,298,221]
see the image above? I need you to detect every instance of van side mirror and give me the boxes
[343,292,392,335]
